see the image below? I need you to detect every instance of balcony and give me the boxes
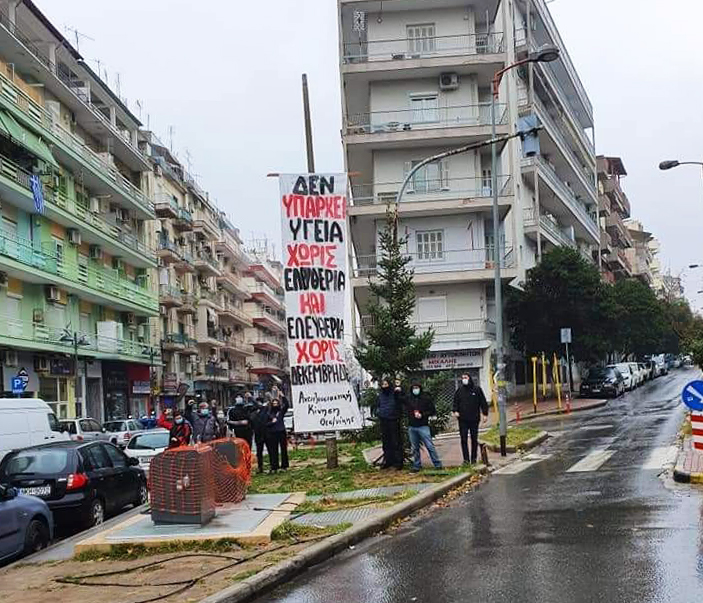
[195,364,230,383]
[177,293,197,315]
[219,301,253,328]
[196,330,226,348]
[173,251,196,274]
[605,212,633,247]
[250,333,286,355]
[523,207,577,250]
[598,193,611,217]
[0,314,158,364]
[342,32,505,71]
[198,289,223,311]
[154,195,179,219]
[229,369,250,384]
[248,356,287,375]
[248,263,280,290]
[216,237,250,267]
[157,239,181,264]
[159,284,183,308]
[606,248,633,276]
[0,152,155,267]
[250,282,284,311]
[162,332,186,351]
[603,177,631,217]
[173,207,193,231]
[217,270,249,299]
[222,336,255,356]
[251,309,287,335]
[192,212,221,240]
[600,230,613,255]
[193,251,222,277]
[361,316,495,348]
[0,232,157,314]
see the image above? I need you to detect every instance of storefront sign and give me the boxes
[50,357,73,376]
[163,372,178,393]
[422,349,484,371]
[279,173,363,433]
[3,356,39,392]
[132,380,151,395]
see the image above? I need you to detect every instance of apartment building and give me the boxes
[141,132,254,407]
[243,250,287,390]
[0,1,160,421]
[339,0,598,393]
[624,219,654,287]
[596,156,633,283]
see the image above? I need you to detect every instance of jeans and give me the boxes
[380,418,403,469]
[408,425,442,470]
[254,432,265,472]
[459,420,480,463]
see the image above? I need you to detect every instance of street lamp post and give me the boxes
[659,160,703,196]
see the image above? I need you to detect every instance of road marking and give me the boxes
[642,445,678,470]
[580,424,615,431]
[566,448,615,473]
[493,454,552,475]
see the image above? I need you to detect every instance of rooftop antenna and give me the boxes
[64,25,94,54]
[135,99,142,119]
[167,125,175,152]
[185,148,193,173]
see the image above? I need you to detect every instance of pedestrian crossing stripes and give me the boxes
[641,445,678,470]
[493,454,552,475]
[566,448,615,473]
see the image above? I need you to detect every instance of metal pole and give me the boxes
[566,341,574,395]
[302,74,315,173]
[491,94,508,457]
[73,333,79,418]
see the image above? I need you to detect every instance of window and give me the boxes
[410,94,439,124]
[416,230,444,261]
[417,297,447,326]
[104,444,127,468]
[482,169,492,196]
[82,445,112,471]
[5,295,21,338]
[407,160,449,193]
[407,23,436,54]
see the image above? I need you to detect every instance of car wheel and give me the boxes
[23,519,49,555]
[135,482,148,506]
[88,498,105,527]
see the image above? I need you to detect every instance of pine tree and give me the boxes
[354,208,434,379]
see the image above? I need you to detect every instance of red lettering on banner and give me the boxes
[282,195,347,220]
[295,339,341,364]
[299,293,326,315]
[286,244,337,268]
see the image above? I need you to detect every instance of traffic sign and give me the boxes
[560,328,572,344]
[11,376,26,394]
[682,381,703,412]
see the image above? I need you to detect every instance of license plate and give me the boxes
[20,486,51,497]
[592,389,601,393]
[139,457,152,464]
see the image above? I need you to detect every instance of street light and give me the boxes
[659,160,703,171]
[490,43,560,457]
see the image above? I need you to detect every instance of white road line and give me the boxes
[493,454,552,475]
[642,445,679,470]
[566,448,615,473]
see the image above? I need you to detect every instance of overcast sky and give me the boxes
[38,0,703,307]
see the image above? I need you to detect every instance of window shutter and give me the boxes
[403,161,414,193]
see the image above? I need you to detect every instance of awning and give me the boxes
[0,110,59,168]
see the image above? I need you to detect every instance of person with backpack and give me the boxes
[405,381,443,472]
[452,373,489,465]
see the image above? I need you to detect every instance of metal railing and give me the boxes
[199,289,223,308]
[353,246,515,278]
[251,309,286,330]
[159,284,182,301]
[342,32,504,63]
[360,317,495,342]
[163,333,187,346]
[193,250,220,271]
[350,175,511,206]
[176,207,193,224]
[158,238,181,257]
[223,336,255,355]
[249,333,286,351]
[346,103,506,135]
[221,300,251,324]
[250,281,282,303]
[249,356,286,371]
[154,194,179,214]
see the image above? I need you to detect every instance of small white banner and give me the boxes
[279,173,363,433]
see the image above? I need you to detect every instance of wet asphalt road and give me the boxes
[256,368,703,603]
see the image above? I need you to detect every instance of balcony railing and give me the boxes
[354,246,515,279]
[163,332,186,347]
[0,314,158,362]
[524,207,577,249]
[194,250,220,271]
[342,32,504,64]
[250,333,286,351]
[0,232,157,312]
[362,316,495,343]
[250,281,283,306]
[220,301,252,325]
[249,357,287,372]
[603,177,631,217]
[350,175,511,206]
[159,284,182,301]
[346,103,506,135]
[251,309,286,331]
[223,336,255,356]
[199,289,223,308]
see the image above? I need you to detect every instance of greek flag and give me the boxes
[30,174,44,215]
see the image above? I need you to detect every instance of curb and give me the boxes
[199,472,476,603]
[511,400,607,423]
[480,430,549,454]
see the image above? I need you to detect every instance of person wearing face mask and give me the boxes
[405,381,442,472]
[375,377,404,470]
[265,392,288,472]
[228,394,253,449]
[169,408,192,448]
[453,373,489,465]
[193,401,218,443]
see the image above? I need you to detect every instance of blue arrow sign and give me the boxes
[682,381,703,412]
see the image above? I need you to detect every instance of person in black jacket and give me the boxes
[227,395,253,450]
[453,373,489,464]
[405,381,442,472]
[265,393,288,472]
[374,378,404,470]
[250,393,267,474]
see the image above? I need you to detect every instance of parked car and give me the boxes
[103,419,144,448]
[580,367,625,398]
[638,362,651,382]
[60,418,108,443]
[611,363,634,391]
[646,360,658,379]
[0,483,53,563]
[0,398,68,463]
[628,362,642,387]
[124,430,169,476]
[0,441,147,530]
[653,355,669,377]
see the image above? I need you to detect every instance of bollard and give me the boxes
[565,393,572,414]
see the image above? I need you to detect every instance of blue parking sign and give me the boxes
[11,376,26,394]
[682,381,703,412]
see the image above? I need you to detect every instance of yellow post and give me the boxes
[553,352,562,411]
[541,352,547,399]
[491,370,499,420]
[531,356,538,413]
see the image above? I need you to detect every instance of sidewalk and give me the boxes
[496,395,608,424]
[674,436,703,483]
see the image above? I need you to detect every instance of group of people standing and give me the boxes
[376,373,489,471]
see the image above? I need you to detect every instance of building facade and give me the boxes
[339,0,598,393]
[0,1,160,421]
[624,219,654,286]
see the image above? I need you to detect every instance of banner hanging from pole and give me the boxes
[279,173,363,433]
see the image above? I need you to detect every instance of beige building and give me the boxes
[623,219,654,286]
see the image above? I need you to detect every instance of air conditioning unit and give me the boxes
[113,258,125,271]
[68,229,81,245]
[33,309,44,323]
[5,350,18,367]
[124,312,137,326]
[34,356,50,372]
[160,305,167,316]
[439,72,459,91]
[89,245,103,260]
[46,286,61,302]
[89,197,101,213]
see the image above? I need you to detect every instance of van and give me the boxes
[0,398,68,462]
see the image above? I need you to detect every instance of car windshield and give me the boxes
[615,364,630,374]
[1,449,69,477]
[104,422,126,432]
[129,432,169,450]
[587,368,610,379]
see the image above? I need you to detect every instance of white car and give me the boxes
[610,363,634,390]
[628,362,642,387]
[124,429,170,475]
[103,419,145,448]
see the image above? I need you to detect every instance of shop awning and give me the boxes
[0,110,59,168]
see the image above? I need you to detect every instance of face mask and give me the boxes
[462,379,469,386]
[175,417,184,425]
[381,384,390,390]
[412,388,420,396]
[199,408,209,416]
[235,397,243,404]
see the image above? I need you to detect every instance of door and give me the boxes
[0,491,21,560]
[102,443,135,510]
[27,410,55,446]
[4,295,22,338]
[81,444,118,512]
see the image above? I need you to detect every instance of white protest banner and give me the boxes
[279,173,363,433]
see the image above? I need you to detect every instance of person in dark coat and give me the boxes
[405,381,442,472]
[250,393,268,473]
[452,373,489,464]
[192,401,218,443]
[168,409,192,448]
[228,395,253,450]
[265,394,288,472]
[375,378,404,470]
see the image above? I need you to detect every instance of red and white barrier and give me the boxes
[692,412,703,451]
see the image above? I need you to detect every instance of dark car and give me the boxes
[0,441,148,530]
[0,483,53,564]
[580,367,624,398]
